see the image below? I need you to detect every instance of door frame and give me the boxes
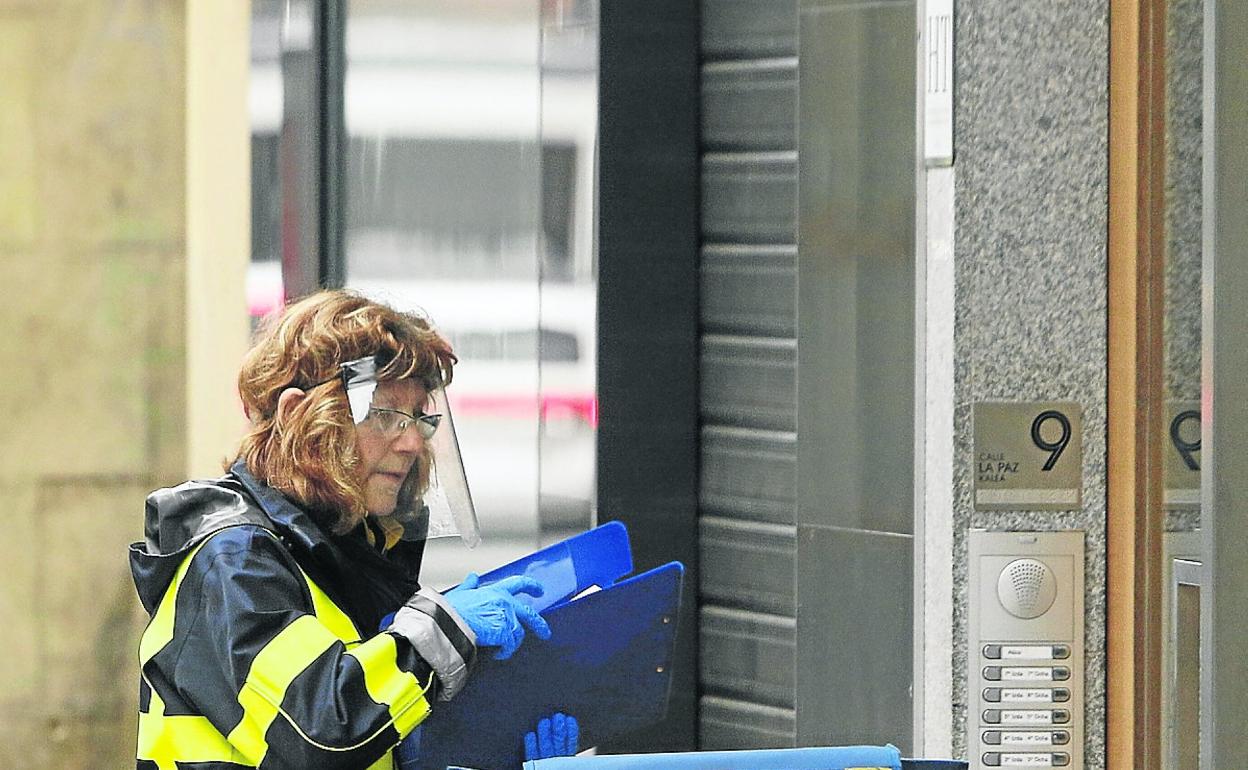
[1106,0,1168,766]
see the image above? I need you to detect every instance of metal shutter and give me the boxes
[698,0,799,749]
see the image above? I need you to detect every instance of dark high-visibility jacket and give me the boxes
[129,462,477,770]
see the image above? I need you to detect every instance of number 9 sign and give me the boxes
[1163,402,1201,508]
[974,401,1083,511]
[1170,409,1200,472]
[1030,410,1072,471]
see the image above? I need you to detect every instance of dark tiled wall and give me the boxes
[796,0,915,750]
[699,0,917,751]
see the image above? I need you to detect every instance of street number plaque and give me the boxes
[1163,400,1201,508]
[973,402,1083,511]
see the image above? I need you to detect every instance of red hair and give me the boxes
[231,290,455,533]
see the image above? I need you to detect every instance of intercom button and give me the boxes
[1001,709,1054,726]
[1002,688,1054,703]
[1052,666,1071,681]
[983,709,1002,724]
[1000,666,1054,682]
[983,644,1003,659]
[1053,753,1071,766]
[1051,731,1071,745]
[981,753,1001,767]
[996,754,1051,767]
[1052,687,1071,702]
[984,666,1002,681]
[983,688,1002,702]
[998,731,1056,747]
[1052,644,1071,659]
[1001,645,1057,660]
[982,730,1002,745]
[1052,709,1071,724]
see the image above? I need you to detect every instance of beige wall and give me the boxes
[0,1,248,766]
[186,0,251,479]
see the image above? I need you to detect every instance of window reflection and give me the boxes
[247,0,598,586]
[1159,0,1204,764]
[538,0,599,547]
[341,0,598,586]
[248,0,285,323]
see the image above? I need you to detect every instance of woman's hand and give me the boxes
[443,573,552,659]
[524,712,579,760]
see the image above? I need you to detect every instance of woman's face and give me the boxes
[354,378,430,516]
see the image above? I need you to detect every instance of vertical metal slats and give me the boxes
[698,1,799,748]
[700,696,797,750]
[703,58,798,152]
[700,425,796,526]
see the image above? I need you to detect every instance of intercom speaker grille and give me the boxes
[996,558,1058,619]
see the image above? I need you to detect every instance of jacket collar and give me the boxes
[228,460,422,630]
[227,460,410,576]
[229,459,341,556]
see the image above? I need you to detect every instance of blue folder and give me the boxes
[411,523,685,770]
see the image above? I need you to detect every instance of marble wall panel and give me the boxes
[952,0,1109,764]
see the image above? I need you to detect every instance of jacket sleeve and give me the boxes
[161,526,476,770]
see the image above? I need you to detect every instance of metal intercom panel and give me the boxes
[968,531,1084,769]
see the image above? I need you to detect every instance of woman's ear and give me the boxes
[275,387,307,426]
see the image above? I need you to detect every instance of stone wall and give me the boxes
[0,2,187,766]
[951,0,1109,764]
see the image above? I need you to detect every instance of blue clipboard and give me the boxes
[412,523,684,770]
[475,521,635,613]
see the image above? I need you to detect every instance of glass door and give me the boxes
[1159,0,1204,763]
[1199,0,1248,764]
[248,0,600,588]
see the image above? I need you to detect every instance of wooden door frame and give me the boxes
[1106,0,1167,766]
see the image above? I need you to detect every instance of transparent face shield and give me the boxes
[340,356,481,548]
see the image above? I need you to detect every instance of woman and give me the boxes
[129,290,561,769]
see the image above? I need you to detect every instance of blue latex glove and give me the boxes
[443,573,552,660]
[524,712,579,760]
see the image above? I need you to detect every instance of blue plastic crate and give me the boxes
[523,746,967,770]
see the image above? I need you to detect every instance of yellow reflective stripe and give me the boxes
[227,614,340,763]
[307,570,432,739]
[309,571,431,748]
[347,634,433,737]
[138,679,254,768]
[367,749,397,770]
[138,539,212,665]
[305,572,361,643]
[139,713,251,767]
[136,528,415,768]
[137,535,254,768]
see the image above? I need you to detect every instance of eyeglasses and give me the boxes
[364,407,442,440]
